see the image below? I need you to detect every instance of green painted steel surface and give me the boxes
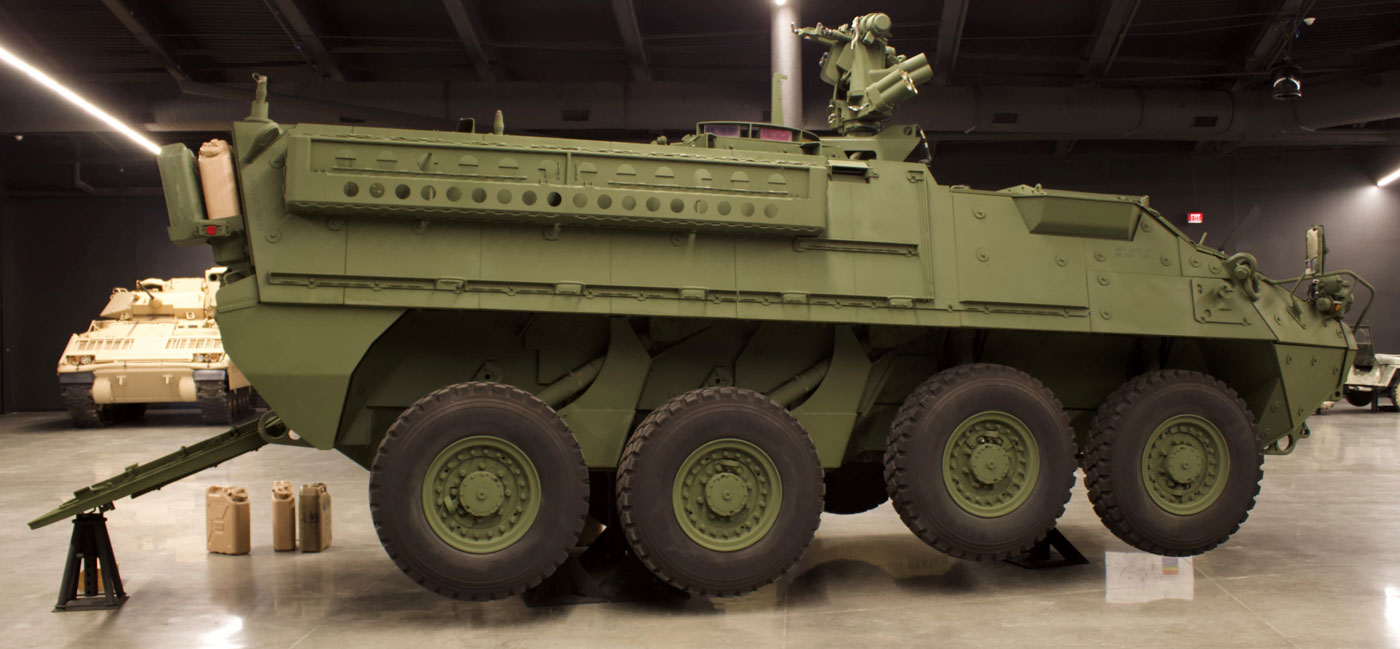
[1140,415,1230,515]
[671,438,783,552]
[138,11,1360,513]
[420,435,541,553]
[940,411,1041,518]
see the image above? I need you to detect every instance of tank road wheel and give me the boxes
[369,382,589,600]
[1344,388,1373,408]
[196,380,235,424]
[822,462,890,514]
[616,387,823,597]
[1084,370,1263,556]
[884,364,1077,560]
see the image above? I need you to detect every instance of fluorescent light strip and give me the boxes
[0,41,161,155]
[1379,166,1400,187]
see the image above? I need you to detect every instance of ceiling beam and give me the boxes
[610,0,650,82]
[441,0,502,82]
[1234,0,1313,90]
[265,0,345,81]
[1082,0,1141,80]
[99,0,188,82]
[933,0,970,85]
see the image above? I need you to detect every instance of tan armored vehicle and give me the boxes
[56,267,254,426]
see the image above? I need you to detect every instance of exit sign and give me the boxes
[1187,212,1204,224]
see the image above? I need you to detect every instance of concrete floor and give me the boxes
[2,405,1398,649]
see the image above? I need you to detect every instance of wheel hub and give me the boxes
[703,472,749,517]
[672,438,783,552]
[1141,414,1230,516]
[942,411,1040,518]
[457,470,505,517]
[969,444,1011,484]
[420,435,541,554]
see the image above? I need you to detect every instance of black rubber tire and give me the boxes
[369,382,589,601]
[62,383,114,428]
[616,387,824,597]
[1344,388,1373,408]
[1386,378,1399,409]
[884,363,1077,560]
[1084,370,1263,556]
[822,462,889,514]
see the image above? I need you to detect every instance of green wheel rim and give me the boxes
[1141,414,1230,515]
[421,435,541,554]
[672,438,782,552]
[941,411,1040,518]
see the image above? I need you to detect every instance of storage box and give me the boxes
[271,481,296,551]
[298,482,332,552]
[206,485,250,555]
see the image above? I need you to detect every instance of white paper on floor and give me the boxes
[1104,551,1194,603]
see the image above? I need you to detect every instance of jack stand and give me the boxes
[54,511,127,611]
[1005,528,1089,569]
[523,525,686,607]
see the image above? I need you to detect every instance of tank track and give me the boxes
[196,380,250,425]
[62,383,112,428]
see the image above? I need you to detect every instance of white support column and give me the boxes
[771,0,802,128]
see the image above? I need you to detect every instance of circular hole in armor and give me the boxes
[343,182,359,197]
[497,189,512,204]
[741,202,755,217]
[421,185,436,201]
[522,190,537,206]
[670,198,684,213]
[369,183,385,198]
[694,200,708,214]
[471,188,487,203]
[395,184,410,200]
[717,201,731,216]
[597,194,613,209]
[546,191,562,207]
[622,196,637,210]
[764,204,779,218]
[646,197,661,212]
[446,187,462,202]
[573,193,588,208]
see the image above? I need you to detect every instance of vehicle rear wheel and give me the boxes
[1386,378,1398,409]
[1084,370,1263,556]
[616,387,823,597]
[370,382,589,600]
[884,364,1077,560]
[822,462,889,514]
[1344,388,1373,408]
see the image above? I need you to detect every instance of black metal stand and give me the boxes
[1005,528,1089,569]
[522,525,686,607]
[54,512,128,611]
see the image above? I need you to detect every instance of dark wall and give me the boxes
[1,195,213,412]
[931,148,1400,351]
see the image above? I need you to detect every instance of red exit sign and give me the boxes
[1187,212,1204,224]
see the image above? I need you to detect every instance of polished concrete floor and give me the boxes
[3,404,1398,649]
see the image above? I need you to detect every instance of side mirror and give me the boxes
[1304,225,1326,277]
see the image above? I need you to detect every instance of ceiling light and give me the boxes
[774,0,787,5]
[0,41,160,155]
[1379,166,1400,187]
[1271,63,1302,102]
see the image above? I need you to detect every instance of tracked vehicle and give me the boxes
[33,13,1370,601]
[56,267,254,426]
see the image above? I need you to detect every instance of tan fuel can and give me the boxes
[206,485,251,555]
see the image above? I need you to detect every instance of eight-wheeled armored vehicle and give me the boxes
[33,13,1371,603]
[56,267,255,426]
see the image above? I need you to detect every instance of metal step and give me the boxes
[29,414,287,529]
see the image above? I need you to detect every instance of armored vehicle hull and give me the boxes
[57,268,254,426]
[35,13,1367,603]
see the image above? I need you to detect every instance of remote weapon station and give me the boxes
[33,13,1369,601]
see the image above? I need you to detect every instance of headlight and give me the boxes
[68,355,95,365]
[193,353,224,363]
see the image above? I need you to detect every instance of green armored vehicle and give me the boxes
[33,13,1370,602]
